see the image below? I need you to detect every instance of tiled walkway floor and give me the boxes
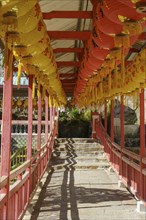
[23,166,146,220]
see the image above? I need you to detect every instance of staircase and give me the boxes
[50,138,110,170]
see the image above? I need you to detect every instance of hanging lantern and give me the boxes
[136,1,146,14]
[14,44,27,57]
[109,47,122,60]
[21,54,33,66]
[123,19,142,35]
[114,33,130,48]
[2,11,17,27]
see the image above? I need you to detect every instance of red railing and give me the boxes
[95,119,146,205]
[0,123,56,220]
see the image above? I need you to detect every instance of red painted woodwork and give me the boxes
[59,73,77,78]
[95,118,146,206]
[37,87,42,150]
[120,95,124,148]
[47,31,91,40]
[0,63,13,220]
[140,88,145,156]
[43,11,93,19]
[104,100,107,132]
[140,88,146,200]
[57,61,81,67]
[54,48,83,53]
[45,94,49,143]
[27,76,33,160]
[0,125,56,220]
[50,102,53,132]
[110,98,114,142]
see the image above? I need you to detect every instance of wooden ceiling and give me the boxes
[39,0,93,97]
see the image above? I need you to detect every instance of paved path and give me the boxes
[23,167,146,220]
[23,138,146,220]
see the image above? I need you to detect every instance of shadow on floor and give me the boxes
[30,145,134,220]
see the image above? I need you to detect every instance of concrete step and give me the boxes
[51,155,107,162]
[54,143,103,152]
[51,138,110,170]
[49,162,110,170]
[55,138,99,144]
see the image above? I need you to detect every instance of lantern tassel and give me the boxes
[17,60,22,88]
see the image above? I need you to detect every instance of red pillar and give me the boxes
[37,86,42,150]
[27,75,33,200]
[104,99,107,132]
[45,93,49,143]
[110,98,114,142]
[140,87,145,199]
[0,64,13,219]
[50,103,53,132]
[27,75,33,160]
[119,95,124,176]
[120,95,124,148]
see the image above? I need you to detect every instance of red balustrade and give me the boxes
[0,123,56,220]
[95,118,146,205]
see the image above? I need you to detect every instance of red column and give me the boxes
[104,99,107,132]
[45,93,49,143]
[27,75,33,160]
[27,75,33,200]
[119,95,124,177]
[37,86,42,150]
[50,104,53,133]
[0,64,13,219]
[120,95,124,148]
[140,87,145,199]
[110,98,114,142]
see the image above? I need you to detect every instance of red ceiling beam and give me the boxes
[43,11,93,19]
[61,80,76,84]
[57,61,81,67]
[54,48,83,53]
[59,73,77,78]
[48,31,90,40]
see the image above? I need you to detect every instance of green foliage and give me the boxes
[59,108,91,122]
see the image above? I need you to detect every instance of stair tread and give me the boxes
[51,138,109,170]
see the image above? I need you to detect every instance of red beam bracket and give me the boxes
[43,11,93,19]
[48,31,91,40]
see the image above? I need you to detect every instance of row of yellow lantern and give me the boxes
[0,0,67,106]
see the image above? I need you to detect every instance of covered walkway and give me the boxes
[0,0,146,219]
[23,138,145,220]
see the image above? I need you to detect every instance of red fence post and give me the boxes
[120,95,124,148]
[37,86,42,179]
[27,75,33,199]
[50,101,53,132]
[140,87,145,200]
[45,93,49,143]
[37,86,42,150]
[120,95,124,176]
[110,98,114,142]
[0,63,13,219]
[104,99,107,132]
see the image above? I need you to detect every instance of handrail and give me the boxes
[0,121,57,219]
[0,176,8,189]
[0,120,50,125]
[95,119,146,205]
[10,160,30,181]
